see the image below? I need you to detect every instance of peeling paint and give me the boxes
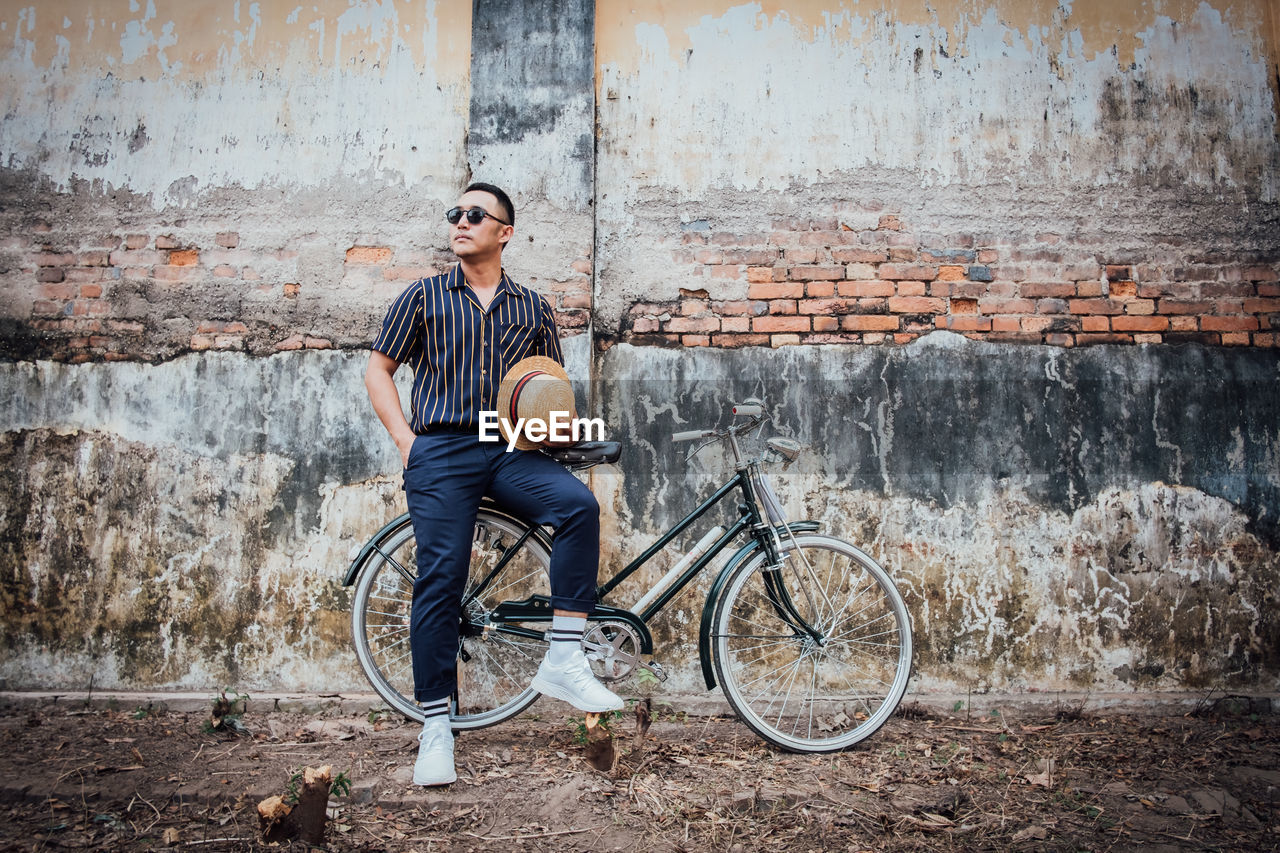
[0,1,472,203]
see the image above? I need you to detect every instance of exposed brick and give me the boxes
[79,250,110,267]
[1112,315,1170,332]
[212,265,238,278]
[798,298,859,314]
[1069,298,1124,315]
[831,248,889,264]
[346,246,392,265]
[747,281,803,299]
[562,294,593,310]
[788,265,845,281]
[1037,299,1069,314]
[968,265,994,282]
[710,265,743,280]
[154,265,198,281]
[950,297,978,314]
[888,296,947,314]
[1201,281,1255,298]
[784,248,819,264]
[877,215,902,231]
[753,315,810,333]
[1019,316,1055,334]
[693,248,723,264]
[682,334,711,346]
[936,265,966,281]
[124,234,149,250]
[304,337,333,349]
[1081,316,1111,332]
[110,249,167,266]
[1243,265,1278,282]
[978,298,1035,314]
[36,267,65,283]
[1244,297,1280,313]
[771,334,803,347]
[1108,280,1138,299]
[284,283,301,298]
[1105,265,1132,281]
[942,315,993,332]
[1201,315,1260,332]
[842,315,900,331]
[837,280,895,298]
[155,235,180,249]
[711,333,769,347]
[383,266,438,281]
[1133,333,1163,344]
[880,264,938,281]
[768,300,797,314]
[720,317,751,333]
[1020,282,1076,299]
[79,284,103,299]
[1168,316,1198,332]
[746,266,777,283]
[664,316,720,334]
[1221,332,1252,345]
[896,281,927,296]
[843,263,877,280]
[1076,333,1133,345]
[35,252,75,267]
[813,315,839,332]
[1076,280,1105,297]
[711,300,753,315]
[1123,299,1156,316]
[991,316,1021,333]
[169,249,200,266]
[806,281,836,297]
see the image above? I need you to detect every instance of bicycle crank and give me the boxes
[581,620,658,683]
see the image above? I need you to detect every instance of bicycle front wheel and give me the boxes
[350,508,552,730]
[711,534,912,752]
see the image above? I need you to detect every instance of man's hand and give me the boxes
[365,351,417,467]
[396,433,415,468]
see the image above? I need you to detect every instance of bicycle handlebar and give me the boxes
[671,399,766,442]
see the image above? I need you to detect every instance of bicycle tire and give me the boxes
[350,508,553,730]
[711,533,912,752]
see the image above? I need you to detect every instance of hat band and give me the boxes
[507,370,547,423]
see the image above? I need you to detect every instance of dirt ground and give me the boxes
[0,693,1276,852]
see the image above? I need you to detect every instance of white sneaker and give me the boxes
[412,717,456,786]
[531,650,625,712]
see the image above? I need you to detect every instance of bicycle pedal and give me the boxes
[643,661,668,683]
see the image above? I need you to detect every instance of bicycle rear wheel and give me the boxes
[711,533,912,752]
[350,508,552,730]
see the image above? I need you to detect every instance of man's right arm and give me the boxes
[365,350,417,468]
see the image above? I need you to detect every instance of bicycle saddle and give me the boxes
[543,440,621,465]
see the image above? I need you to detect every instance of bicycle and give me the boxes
[343,399,913,752]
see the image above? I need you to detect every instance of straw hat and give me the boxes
[495,356,577,451]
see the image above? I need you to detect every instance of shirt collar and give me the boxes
[448,265,515,297]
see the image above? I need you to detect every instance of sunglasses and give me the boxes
[445,206,510,226]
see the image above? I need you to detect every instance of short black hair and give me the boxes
[465,181,515,228]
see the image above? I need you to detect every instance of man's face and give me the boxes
[450,190,512,260]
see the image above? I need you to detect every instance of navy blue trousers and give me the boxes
[403,431,600,703]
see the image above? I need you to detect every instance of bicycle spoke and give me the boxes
[714,534,912,752]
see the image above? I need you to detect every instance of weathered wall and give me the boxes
[1,1,1277,700]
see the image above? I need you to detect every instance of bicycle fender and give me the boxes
[343,511,411,586]
[697,521,821,690]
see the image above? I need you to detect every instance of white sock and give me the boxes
[547,615,587,665]
[421,697,450,728]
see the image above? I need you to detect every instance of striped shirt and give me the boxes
[372,266,564,433]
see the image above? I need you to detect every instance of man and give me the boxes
[364,182,623,787]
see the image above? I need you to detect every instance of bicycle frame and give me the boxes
[474,458,824,686]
